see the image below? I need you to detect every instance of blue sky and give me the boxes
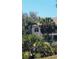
[22,0,57,17]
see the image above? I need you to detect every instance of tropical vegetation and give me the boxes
[22,12,57,59]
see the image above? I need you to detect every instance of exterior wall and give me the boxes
[32,25,42,36]
[32,25,57,42]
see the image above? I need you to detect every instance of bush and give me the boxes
[22,34,57,58]
[22,51,30,59]
[35,53,41,58]
[52,45,57,55]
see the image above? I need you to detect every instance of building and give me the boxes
[31,17,57,42]
[32,24,42,36]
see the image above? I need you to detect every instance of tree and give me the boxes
[22,34,43,51]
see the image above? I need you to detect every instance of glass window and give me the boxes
[34,28,39,32]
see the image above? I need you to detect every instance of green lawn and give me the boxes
[36,55,57,59]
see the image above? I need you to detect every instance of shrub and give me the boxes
[35,53,41,58]
[52,45,57,55]
[22,51,30,59]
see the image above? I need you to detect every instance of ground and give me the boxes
[36,55,57,59]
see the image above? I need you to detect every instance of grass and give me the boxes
[36,55,57,59]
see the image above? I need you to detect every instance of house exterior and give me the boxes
[31,17,57,42]
[32,24,42,36]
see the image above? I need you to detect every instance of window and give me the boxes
[34,28,39,32]
[53,35,57,41]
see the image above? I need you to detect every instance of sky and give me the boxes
[22,0,57,17]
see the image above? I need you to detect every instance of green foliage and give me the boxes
[22,12,57,58]
[22,51,30,59]
[22,12,57,35]
[22,34,57,58]
[23,34,43,42]
[52,45,57,55]
[22,34,43,51]
[35,53,41,58]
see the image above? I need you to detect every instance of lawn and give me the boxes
[36,55,57,59]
